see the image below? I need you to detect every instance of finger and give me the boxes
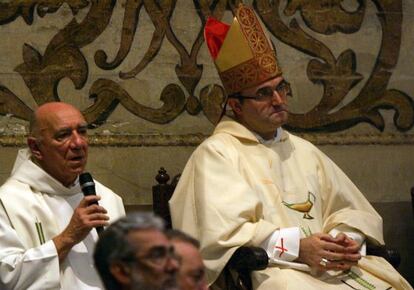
[80,214,109,229]
[343,252,362,262]
[78,195,101,207]
[325,260,358,271]
[84,195,102,204]
[323,251,347,262]
[88,213,110,222]
[89,219,110,228]
[84,204,108,214]
[323,249,361,262]
[332,233,348,243]
[344,245,361,255]
[318,233,336,242]
[322,240,347,253]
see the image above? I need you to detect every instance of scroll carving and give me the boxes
[0,1,90,25]
[0,0,412,135]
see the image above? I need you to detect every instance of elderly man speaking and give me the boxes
[0,102,125,289]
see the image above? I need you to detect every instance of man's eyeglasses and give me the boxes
[136,245,180,267]
[229,80,292,101]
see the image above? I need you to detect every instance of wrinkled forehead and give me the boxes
[128,229,170,253]
[37,107,87,132]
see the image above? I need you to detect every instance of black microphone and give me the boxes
[79,172,103,234]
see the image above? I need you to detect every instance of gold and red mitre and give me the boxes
[204,4,282,95]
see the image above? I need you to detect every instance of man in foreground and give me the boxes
[94,213,179,290]
[170,4,412,290]
[167,229,209,290]
[0,102,125,289]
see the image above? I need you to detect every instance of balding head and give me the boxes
[30,102,79,135]
[27,102,89,187]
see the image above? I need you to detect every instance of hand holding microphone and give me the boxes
[53,172,109,262]
[79,172,106,234]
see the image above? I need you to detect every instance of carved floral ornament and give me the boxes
[0,0,413,146]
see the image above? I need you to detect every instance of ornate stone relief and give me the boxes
[0,0,413,146]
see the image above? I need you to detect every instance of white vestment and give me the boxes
[0,149,125,290]
[170,118,412,290]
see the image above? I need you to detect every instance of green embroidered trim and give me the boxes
[300,225,312,237]
[341,279,361,290]
[38,221,46,244]
[347,270,376,290]
[35,219,46,245]
[0,199,14,229]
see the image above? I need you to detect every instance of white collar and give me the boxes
[254,127,283,145]
[11,149,82,196]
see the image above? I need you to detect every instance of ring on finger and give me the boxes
[319,257,329,267]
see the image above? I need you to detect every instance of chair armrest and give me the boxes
[367,243,401,268]
[228,246,268,272]
[225,247,268,290]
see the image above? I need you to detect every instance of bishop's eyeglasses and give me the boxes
[229,80,292,102]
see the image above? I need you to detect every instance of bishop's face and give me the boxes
[229,76,289,140]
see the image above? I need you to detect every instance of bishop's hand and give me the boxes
[295,233,361,272]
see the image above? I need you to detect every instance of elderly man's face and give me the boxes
[30,103,88,187]
[172,240,208,290]
[128,229,179,290]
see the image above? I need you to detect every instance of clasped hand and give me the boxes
[296,233,361,272]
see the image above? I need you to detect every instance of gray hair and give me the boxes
[94,212,165,290]
[166,229,200,249]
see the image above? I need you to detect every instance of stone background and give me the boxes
[0,0,413,284]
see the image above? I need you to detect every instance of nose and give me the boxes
[271,90,284,105]
[164,255,180,273]
[70,131,86,149]
[199,278,209,290]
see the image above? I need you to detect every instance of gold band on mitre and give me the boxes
[204,5,282,95]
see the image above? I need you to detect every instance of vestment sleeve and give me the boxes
[170,138,279,283]
[260,227,300,261]
[315,150,384,245]
[0,210,60,290]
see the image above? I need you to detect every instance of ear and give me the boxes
[109,263,132,286]
[27,137,43,160]
[227,98,243,115]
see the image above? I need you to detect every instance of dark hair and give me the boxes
[166,229,200,248]
[94,212,165,290]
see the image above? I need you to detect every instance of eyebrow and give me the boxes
[53,123,88,135]
[56,123,88,130]
[256,80,288,93]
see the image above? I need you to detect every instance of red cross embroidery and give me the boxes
[274,238,288,257]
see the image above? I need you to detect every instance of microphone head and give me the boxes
[79,172,95,194]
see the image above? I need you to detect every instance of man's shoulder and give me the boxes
[0,177,31,196]
[93,179,125,218]
[195,131,240,155]
[285,131,319,151]
[94,180,119,196]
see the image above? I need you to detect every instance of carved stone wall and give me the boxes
[0,0,413,205]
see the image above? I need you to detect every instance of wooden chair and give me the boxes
[152,167,401,290]
[153,167,267,290]
[411,187,414,218]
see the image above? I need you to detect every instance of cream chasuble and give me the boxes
[0,149,125,290]
[170,118,412,290]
